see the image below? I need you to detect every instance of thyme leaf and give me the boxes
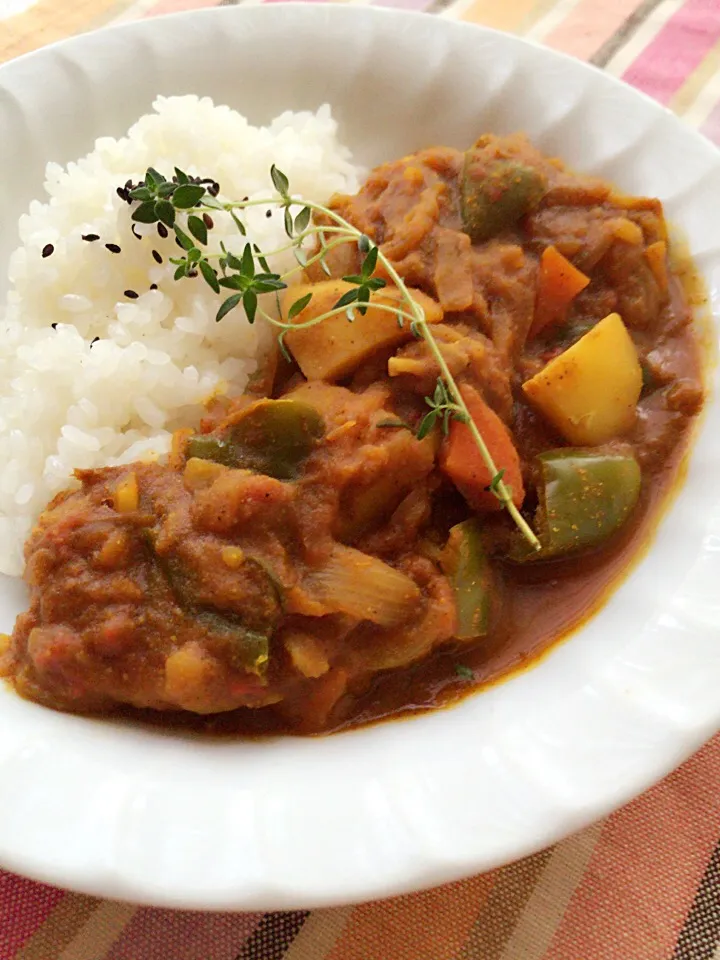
[287,292,313,320]
[270,164,290,199]
[199,260,220,293]
[131,201,158,224]
[216,293,242,323]
[173,184,205,209]
[154,199,175,228]
[187,215,208,246]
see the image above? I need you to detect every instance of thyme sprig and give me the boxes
[122,165,540,550]
[417,378,470,440]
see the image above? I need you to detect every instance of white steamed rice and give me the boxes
[0,95,361,576]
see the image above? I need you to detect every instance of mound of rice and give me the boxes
[0,96,361,576]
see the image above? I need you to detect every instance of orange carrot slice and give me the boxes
[441,384,524,512]
[530,245,590,338]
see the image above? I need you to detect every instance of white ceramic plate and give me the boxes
[1,4,720,911]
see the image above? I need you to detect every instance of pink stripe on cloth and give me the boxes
[622,0,720,105]
[144,0,217,14]
[541,735,720,960]
[543,0,645,61]
[104,908,262,960]
[0,874,64,960]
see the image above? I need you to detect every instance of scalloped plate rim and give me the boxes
[0,3,719,910]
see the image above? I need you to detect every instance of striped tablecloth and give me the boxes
[2,1,720,957]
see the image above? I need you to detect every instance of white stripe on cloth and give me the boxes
[283,907,354,960]
[497,821,604,960]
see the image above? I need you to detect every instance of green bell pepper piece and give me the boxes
[461,154,547,243]
[185,435,236,466]
[187,399,325,480]
[536,449,641,557]
[195,609,270,677]
[441,518,492,639]
[229,399,325,480]
[192,555,283,676]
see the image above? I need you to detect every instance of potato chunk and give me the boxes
[164,644,215,712]
[282,280,442,381]
[522,313,642,444]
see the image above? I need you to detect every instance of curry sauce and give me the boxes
[1,132,704,735]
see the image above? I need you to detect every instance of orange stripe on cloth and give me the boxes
[457,0,542,32]
[0,0,123,62]
[326,873,493,960]
[12,894,100,960]
[542,0,646,60]
[542,735,720,960]
[56,903,136,960]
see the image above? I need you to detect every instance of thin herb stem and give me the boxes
[262,298,417,332]
[285,237,349,274]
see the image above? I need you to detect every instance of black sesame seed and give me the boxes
[157,223,168,239]
[124,289,139,300]
[51,322,57,330]
[150,283,158,290]
[82,233,100,242]
[208,183,220,197]
[125,179,133,190]
[116,187,129,202]
[90,337,100,346]
[187,269,198,278]
[131,224,142,240]
[42,243,54,258]
[152,250,163,264]
[265,210,272,218]
[105,243,121,254]
[203,213,214,229]
[242,196,249,202]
